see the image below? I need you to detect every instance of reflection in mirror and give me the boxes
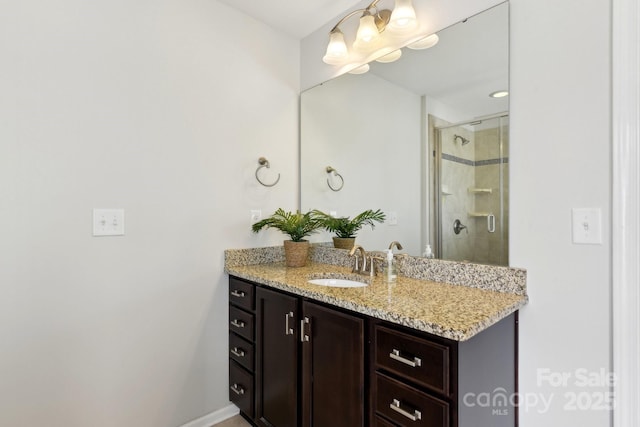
[301,2,509,263]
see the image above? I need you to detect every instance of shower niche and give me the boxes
[431,114,509,266]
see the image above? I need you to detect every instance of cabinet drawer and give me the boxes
[229,361,254,419]
[374,415,398,426]
[229,332,254,372]
[229,277,255,311]
[229,305,254,342]
[374,373,449,427]
[375,325,450,395]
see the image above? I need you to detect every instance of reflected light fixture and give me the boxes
[490,90,509,98]
[375,49,402,63]
[323,0,418,65]
[407,33,439,50]
[348,64,371,74]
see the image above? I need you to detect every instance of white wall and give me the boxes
[510,0,611,425]
[0,1,299,426]
[301,0,613,426]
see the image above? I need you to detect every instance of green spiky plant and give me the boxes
[251,208,322,242]
[312,209,386,238]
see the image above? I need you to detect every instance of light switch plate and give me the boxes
[572,208,602,245]
[93,209,125,236]
[388,211,398,226]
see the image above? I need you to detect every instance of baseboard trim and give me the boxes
[180,404,239,427]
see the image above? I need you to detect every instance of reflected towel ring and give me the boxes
[255,157,280,187]
[326,166,344,192]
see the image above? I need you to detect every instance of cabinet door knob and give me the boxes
[390,398,422,421]
[390,349,422,367]
[230,383,245,395]
[230,290,245,298]
[230,319,245,329]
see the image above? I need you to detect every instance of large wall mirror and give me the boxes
[301,2,509,264]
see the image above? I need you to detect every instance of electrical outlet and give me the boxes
[93,209,125,236]
[250,209,262,225]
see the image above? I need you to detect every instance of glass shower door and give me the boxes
[434,115,509,266]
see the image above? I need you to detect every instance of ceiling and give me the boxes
[217,0,363,39]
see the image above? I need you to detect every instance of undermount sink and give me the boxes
[308,278,369,288]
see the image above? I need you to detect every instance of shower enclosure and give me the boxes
[432,114,509,266]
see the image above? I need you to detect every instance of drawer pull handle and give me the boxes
[390,349,422,367]
[230,290,246,298]
[230,384,245,395]
[230,347,245,358]
[285,312,294,335]
[230,319,245,329]
[390,399,422,421]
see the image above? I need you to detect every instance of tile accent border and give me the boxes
[442,152,509,166]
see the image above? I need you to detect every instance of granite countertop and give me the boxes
[226,258,528,342]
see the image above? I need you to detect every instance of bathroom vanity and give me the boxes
[225,246,527,427]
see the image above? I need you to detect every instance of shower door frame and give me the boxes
[431,112,509,263]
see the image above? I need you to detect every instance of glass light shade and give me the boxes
[388,0,417,33]
[322,30,348,65]
[356,14,380,44]
[375,49,402,63]
[348,64,370,74]
[407,34,439,50]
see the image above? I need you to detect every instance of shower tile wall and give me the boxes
[440,126,475,262]
[440,123,509,265]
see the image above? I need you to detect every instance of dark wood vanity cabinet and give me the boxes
[228,276,257,419]
[255,287,299,427]
[229,276,516,427]
[370,317,516,427]
[300,301,364,427]
[231,276,365,427]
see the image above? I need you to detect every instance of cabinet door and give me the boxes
[301,301,365,427]
[256,287,299,427]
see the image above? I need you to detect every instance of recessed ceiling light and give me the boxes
[490,90,509,98]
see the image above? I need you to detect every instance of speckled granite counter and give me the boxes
[225,245,528,342]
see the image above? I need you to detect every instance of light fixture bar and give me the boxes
[322,0,420,66]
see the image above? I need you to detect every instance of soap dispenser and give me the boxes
[384,249,397,283]
[423,244,435,259]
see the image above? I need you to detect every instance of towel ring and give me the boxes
[326,166,344,192]
[255,157,280,187]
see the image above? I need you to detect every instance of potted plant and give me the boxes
[251,208,322,267]
[313,209,386,250]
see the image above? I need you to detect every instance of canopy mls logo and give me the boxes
[462,368,616,415]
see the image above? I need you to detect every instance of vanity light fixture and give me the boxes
[489,90,509,98]
[323,0,418,66]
